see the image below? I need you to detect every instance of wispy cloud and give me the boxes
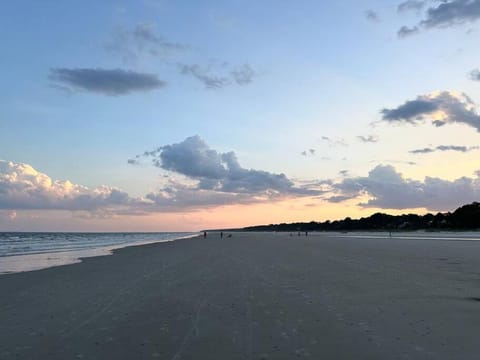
[369,159,417,166]
[230,64,256,85]
[357,135,379,143]
[178,63,256,89]
[397,25,420,38]
[105,22,256,90]
[49,68,166,95]
[106,22,187,64]
[365,10,381,22]
[409,145,479,154]
[397,0,426,13]
[301,149,316,157]
[178,64,230,89]
[321,136,348,147]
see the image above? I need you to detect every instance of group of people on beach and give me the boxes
[203,231,232,239]
[290,231,308,236]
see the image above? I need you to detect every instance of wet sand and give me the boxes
[1,232,480,359]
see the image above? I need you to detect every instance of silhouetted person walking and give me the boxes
[204,231,207,239]
[220,232,223,239]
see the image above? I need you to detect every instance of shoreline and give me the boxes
[0,232,200,275]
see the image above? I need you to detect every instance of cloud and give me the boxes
[326,195,354,203]
[106,23,187,64]
[178,63,256,89]
[357,135,379,143]
[49,68,166,95]
[179,64,230,89]
[409,145,479,154]
[365,10,380,22]
[381,99,438,121]
[0,160,139,211]
[328,164,480,211]
[131,136,320,202]
[469,68,480,81]
[409,147,436,154]
[301,149,316,157]
[397,25,420,37]
[398,0,480,36]
[156,136,228,179]
[397,0,426,12]
[144,177,331,212]
[321,136,348,147]
[370,159,417,166]
[106,23,256,89]
[230,64,256,85]
[1,151,322,215]
[132,23,182,50]
[144,179,259,210]
[421,0,480,28]
[380,91,480,131]
[127,158,140,165]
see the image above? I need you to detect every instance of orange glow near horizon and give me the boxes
[1,197,434,233]
[120,198,432,232]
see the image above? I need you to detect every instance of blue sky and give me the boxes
[2,0,480,231]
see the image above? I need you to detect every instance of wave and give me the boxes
[0,232,200,274]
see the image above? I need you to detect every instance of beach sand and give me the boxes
[1,232,480,359]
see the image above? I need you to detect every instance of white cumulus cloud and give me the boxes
[0,160,135,211]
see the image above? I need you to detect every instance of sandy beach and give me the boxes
[1,232,480,359]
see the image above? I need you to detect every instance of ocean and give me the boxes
[0,232,199,274]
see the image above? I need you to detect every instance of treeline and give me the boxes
[236,202,480,232]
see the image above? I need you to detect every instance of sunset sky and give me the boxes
[2,0,480,231]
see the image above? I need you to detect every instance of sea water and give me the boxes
[0,232,199,274]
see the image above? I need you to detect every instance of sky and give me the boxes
[2,0,480,231]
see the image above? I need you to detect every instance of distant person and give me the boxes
[220,232,223,239]
[204,231,207,239]
[305,231,308,236]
